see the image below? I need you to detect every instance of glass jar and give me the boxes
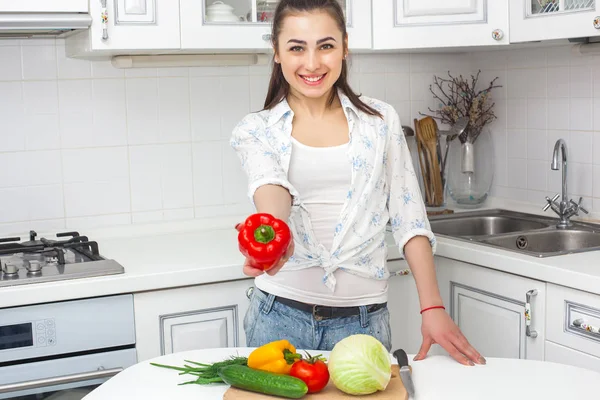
[257,0,278,22]
[446,127,495,208]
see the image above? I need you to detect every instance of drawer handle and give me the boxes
[100,0,109,40]
[391,269,411,277]
[572,318,600,336]
[525,289,538,338]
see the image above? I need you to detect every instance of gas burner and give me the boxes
[0,230,124,288]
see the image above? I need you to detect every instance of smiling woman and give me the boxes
[229,0,486,368]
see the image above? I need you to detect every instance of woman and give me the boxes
[231,0,484,366]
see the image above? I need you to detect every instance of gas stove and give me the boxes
[0,230,124,288]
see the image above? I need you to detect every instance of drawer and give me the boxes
[546,283,600,358]
[545,341,600,374]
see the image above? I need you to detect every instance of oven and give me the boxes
[0,294,136,399]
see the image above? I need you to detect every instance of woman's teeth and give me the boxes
[302,75,324,82]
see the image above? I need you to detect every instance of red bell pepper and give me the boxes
[238,213,292,271]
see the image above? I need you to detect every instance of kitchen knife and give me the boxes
[393,349,415,399]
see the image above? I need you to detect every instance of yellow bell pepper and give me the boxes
[247,339,302,374]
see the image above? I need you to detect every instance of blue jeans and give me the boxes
[244,287,392,351]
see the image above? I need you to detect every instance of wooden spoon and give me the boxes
[418,117,444,206]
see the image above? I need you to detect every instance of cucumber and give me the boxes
[218,364,308,399]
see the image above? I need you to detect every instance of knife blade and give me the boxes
[393,349,415,398]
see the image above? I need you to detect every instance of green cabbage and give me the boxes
[328,334,392,395]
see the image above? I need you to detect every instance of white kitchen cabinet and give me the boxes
[133,278,254,362]
[509,0,600,43]
[435,257,546,360]
[179,0,372,51]
[65,0,181,58]
[545,341,600,373]
[372,0,510,50]
[387,258,448,356]
[0,0,87,12]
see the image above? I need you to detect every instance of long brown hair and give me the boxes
[263,0,382,118]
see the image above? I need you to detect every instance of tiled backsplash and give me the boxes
[469,46,600,215]
[0,38,469,235]
[1,38,598,235]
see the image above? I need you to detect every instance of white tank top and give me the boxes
[254,136,388,307]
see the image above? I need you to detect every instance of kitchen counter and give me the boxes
[2,198,600,309]
[83,347,600,399]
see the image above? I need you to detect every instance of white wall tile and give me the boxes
[570,97,593,131]
[507,158,528,189]
[547,67,569,98]
[164,208,194,221]
[594,132,600,165]
[570,66,592,98]
[190,77,222,142]
[221,141,248,205]
[58,80,92,113]
[91,61,125,78]
[0,46,22,81]
[129,145,163,212]
[384,72,410,102]
[21,45,57,80]
[593,99,600,131]
[527,160,547,191]
[0,188,30,223]
[23,81,58,115]
[92,79,127,146]
[568,162,593,197]
[527,129,547,161]
[507,48,546,69]
[593,64,600,97]
[507,129,527,159]
[527,98,547,129]
[126,78,159,145]
[64,181,130,217]
[546,46,571,67]
[507,98,528,129]
[360,74,386,101]
[193,142,223,206]
[220,76,250,139]
[25,114,60,150]
[26,185,65,220]
[569,131,593,164]
[593,165,600,198]
[62,147,129,183]
[66,213,131,230]
[547,98,570,130]
[0,150,62,187]
[161,144,194,209]
[158,77,191,143]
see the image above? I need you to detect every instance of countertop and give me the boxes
[83,347,600,400]
[2,198,600,309]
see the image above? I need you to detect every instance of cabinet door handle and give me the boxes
[572,318,600,336]
[100,0,109,40]
[525,289,538,338]
[390,269,411,277]
[246,286,254,299]
[594,17,600,29]
[491,29,504,41]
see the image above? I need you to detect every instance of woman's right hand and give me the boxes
[235,223,294,277]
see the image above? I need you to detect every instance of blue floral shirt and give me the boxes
[230,90,436,291]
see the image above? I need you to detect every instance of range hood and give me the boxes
[0,13,92,37]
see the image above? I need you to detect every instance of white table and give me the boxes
[84,347,600,400]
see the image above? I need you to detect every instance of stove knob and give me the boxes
[3,263,18,274]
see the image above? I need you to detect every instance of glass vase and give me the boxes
[446,127,494,208]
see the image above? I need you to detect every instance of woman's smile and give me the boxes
[299,73,327,86]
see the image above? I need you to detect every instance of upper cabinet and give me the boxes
[179,0,372,51]
[66,0,181,57]
[509,0,600,42]
[372,0,510,49]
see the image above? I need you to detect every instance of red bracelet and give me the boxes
[420,305,446,314]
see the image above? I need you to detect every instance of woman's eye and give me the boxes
[321,43,334,50]
[289,46,303,52]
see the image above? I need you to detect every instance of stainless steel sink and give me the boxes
[429,215,550,237]
[480,229,600,257]
[428,209,600,257]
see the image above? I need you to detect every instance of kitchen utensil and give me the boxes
[418,117,444,206]
[206,1,240,22]
[223,364,408,399]
[402,125,415,137]
[393,349,415,399]
[440,116,469,174]
[414,118,432,205]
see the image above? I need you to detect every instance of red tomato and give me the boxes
[289,358,330,393]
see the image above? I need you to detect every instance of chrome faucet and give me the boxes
[543,139,588,228]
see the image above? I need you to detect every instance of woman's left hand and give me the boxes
[414,308,486,366]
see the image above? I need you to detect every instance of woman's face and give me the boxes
[275,11,347,101]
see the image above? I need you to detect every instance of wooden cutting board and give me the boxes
[223,365,408,400]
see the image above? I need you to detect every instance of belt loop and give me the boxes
[260,293,276,315]
[359,305,369,328]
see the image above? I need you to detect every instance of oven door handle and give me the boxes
[0,367,123,394]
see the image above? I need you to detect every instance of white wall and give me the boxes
[470,46,600,213]
[0,37,469,235]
